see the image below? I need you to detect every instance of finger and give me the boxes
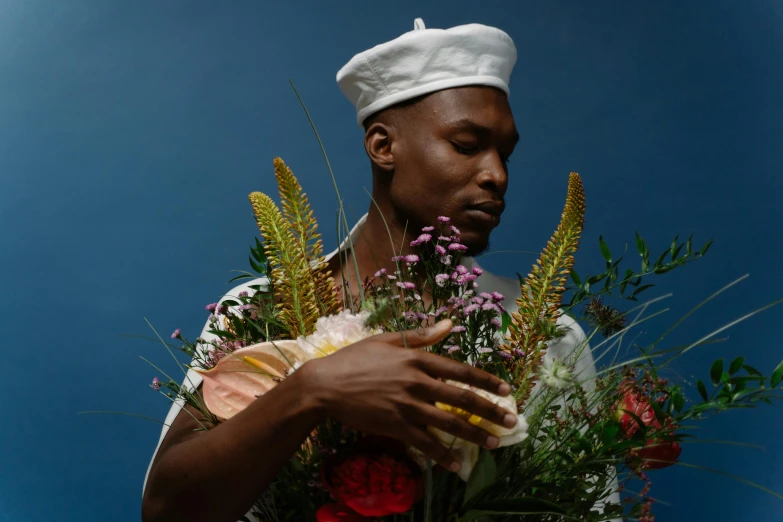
[416,352,512,397]
[377,319,453,348]
[415,404,502,450]
[425,380,518,430]
[404,427,462,474]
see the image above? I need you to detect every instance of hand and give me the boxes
[299,319,518,474]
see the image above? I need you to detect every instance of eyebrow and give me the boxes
[447,118,520,145]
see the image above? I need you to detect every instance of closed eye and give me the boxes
[452,142,480,155]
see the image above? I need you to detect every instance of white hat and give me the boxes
[337,18,517,128]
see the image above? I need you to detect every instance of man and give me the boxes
[142,18,620,522]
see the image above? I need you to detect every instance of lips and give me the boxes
[465,201,505,227]
[469,201,505,217]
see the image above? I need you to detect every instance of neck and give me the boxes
[327,202,419,302]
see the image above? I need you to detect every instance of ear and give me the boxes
[364,122,396,173]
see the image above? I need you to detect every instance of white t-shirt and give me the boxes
[143,214,622,521]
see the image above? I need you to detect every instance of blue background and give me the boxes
[1,1,781,520]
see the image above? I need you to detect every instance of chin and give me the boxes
[461,233,491,257]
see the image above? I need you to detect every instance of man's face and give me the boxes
[381,86,518,255]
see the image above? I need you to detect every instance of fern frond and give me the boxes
[273,158,341,317]
[503,172,586,405]
[248,191,319,337]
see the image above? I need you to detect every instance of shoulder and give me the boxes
[216,276,270,304]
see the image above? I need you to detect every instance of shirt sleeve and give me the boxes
[141,277,268,495]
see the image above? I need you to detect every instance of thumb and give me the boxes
[385,319,453,348]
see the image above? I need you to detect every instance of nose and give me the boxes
[476,151,509,196]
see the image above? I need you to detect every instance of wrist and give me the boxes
[289,358,330,422]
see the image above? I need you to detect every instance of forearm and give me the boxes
[142,369,323,522]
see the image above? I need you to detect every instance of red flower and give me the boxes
[321,436,422,517]
[616,390,682,470]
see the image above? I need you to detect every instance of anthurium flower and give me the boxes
[428,380,528,481]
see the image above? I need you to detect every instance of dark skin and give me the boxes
[142,86,519,522]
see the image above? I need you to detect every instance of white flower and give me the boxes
[296,310,380,358]
[538,356,573,390]
[428,380,528,481]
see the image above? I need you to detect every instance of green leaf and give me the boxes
[587,273,608,285]
[697,380,709,401]
[570,268,582,287]
[672,243,685,261]
[729,357,745,375]
[701,239,714,256]
[631,284,655,298]
[711,359,724,386]
[500,312,512,334]
[251,238,266,262]
[720,371,730,384]
[771,359,783,387]
[635,232,646,257]
[672,389,685,412]
[670,235,679,259]
[649,400,667,426]
[743,364,763,376]
[465,497,566,517]
[620,268,634,294]
[686,233,694,256]
[599,235,612,264]
[249,255,266,274]
[463,450,497,505]
[601,425,620,445]
[654,249,669,269]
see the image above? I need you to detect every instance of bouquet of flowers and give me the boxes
[150,158,783,521]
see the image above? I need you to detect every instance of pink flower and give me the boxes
[150,377,161,391]
[446,345,461,354]
[482,302,499,312]
[478,347,493,354]
[463,304,480,315]
[374,268,387,278]
[470,296,484,305]
[480,292,493,300]
[450,225,461,235]
[421,226,435,232]
[491,292,505,302]
[455,265,468,275]
[435,245,447,255]
[437,216,450,223]
[438,235,452,242]
[404,255,419,263]
[386,274,397,280]
[238,291,249,298]
[434,274,449,287]
[395,281,416,290]
[391,255,404,262]
[450,325,467,333]
[170,328,181,339]
[448,243,468,252]
[497,351,512,360]
[472,267,483,276]
[410,233,432,246]
[433,306,449,316]
[490,317,502,328]
[205,303,218,312]
[440,255,453,266]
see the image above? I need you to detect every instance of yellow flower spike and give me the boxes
[242,355,286,380]
[501,172,586,407]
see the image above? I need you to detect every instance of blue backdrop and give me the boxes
[1,1,781,520]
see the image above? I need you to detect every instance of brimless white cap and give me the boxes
[336,18,517,127]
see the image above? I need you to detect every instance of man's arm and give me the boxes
[142,367,321,522]
[142,320,519,522]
